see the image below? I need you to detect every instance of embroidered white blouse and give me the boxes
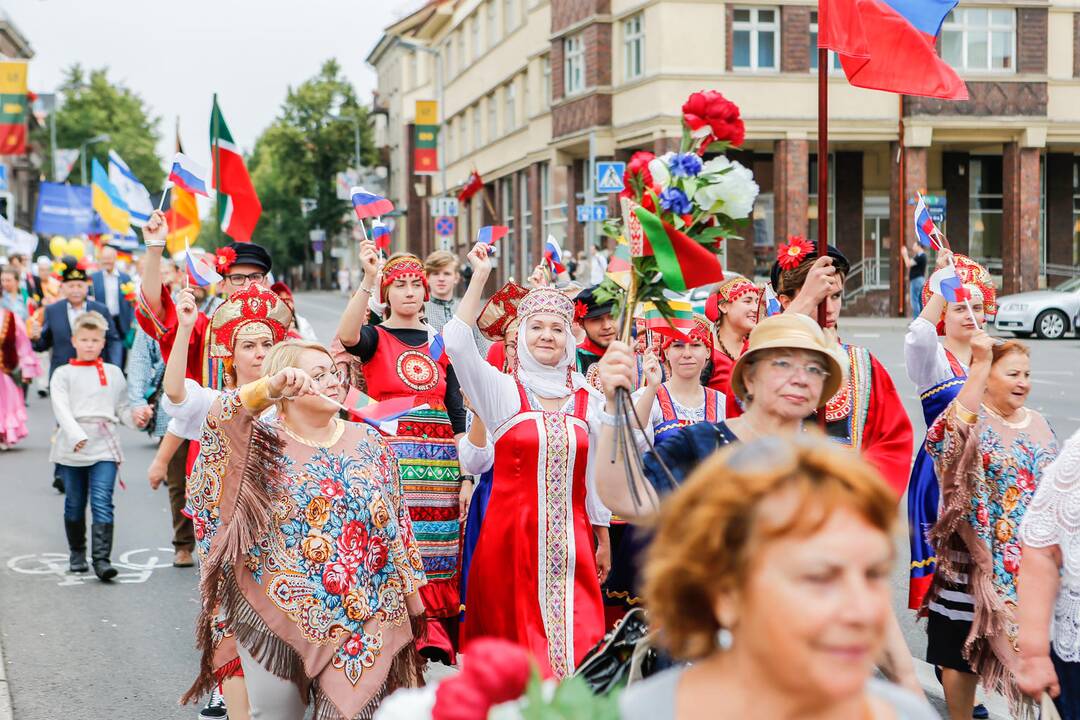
[904,317,969,395]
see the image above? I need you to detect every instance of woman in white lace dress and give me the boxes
[1018,428,1080,719]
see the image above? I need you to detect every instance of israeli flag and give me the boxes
[108,150,153,227]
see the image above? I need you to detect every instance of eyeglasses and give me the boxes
[312,368,346,388]
[768,358,830,382]
[224,272,266,285]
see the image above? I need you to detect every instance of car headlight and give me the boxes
[1006,303,1027,312]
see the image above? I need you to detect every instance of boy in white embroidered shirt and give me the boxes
[50,311,144,579]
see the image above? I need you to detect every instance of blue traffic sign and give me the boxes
[577,205,608,223]
[596,162,626,193]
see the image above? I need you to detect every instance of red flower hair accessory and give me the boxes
[573,300,589,322]
[777,235,812,271]
[215,246,237,274]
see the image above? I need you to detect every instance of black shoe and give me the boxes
[199,685,227,719]
[37,389,47,398]
[972,704,989,719]
[91,523,118,581]
[64,519,88,573]
[52,475,65,494]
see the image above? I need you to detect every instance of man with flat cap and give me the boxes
[574,284,617,374]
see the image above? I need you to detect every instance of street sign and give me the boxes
[309,228,327,244]
[923,194,947,225]
[435,216,456,237]
[596,161,626,194]
[300,198,317,217]
[429,196,459,218]
[577,205,608,223]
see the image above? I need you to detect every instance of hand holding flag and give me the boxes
[477,225,508,255]
[184,240,223,287]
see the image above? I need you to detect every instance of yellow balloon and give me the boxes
[49,236,67,258]
[67,238,86,260]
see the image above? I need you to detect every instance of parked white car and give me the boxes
[994,277,1080,339]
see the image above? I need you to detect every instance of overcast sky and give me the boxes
[10,0,420,177]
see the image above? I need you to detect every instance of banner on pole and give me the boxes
[414,100,439,176]
[33,182,95,236]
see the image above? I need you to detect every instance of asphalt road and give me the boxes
[1,291,1076,719]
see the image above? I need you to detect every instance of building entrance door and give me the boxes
[862,196,890,289]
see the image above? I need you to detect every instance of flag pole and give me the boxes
[157,183,171,212]
[816,47,829,329]
[212,93,222,242]
[897,94,907,317]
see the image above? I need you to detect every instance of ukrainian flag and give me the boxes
[91,157,131,234]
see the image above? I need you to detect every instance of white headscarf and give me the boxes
[514,290,600,400]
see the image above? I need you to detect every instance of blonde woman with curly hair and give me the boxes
[620,437,935,720]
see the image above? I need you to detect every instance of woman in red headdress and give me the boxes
[337,241,466,660]
[703,277,760,417]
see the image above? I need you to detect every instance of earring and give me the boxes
[715,626,733,651]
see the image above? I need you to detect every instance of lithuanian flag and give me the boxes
[91,157,132,234]
[637,300,695,340]
[606,237,632,289]
[0,61,28,155]
[633,205,724,293]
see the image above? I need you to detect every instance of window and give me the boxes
[445,35,455,78]
[969,156,1004,262]
[504,0,518,34]
[470,15,482,60]
[458,116,468,157]
[520,169,532,264]
[942,8,1015,72]
[623,13,645,80]
[487,0,498,48]
[731,7,778,71]
[488,93,498,142]
[541,162,566,246]
[501,178,517,280]
[504,80,516,131]
[472,105,481,151]
[542,54,552,108]
[564,34,585,96]
[808,11,842,72]
[457,28,466,72]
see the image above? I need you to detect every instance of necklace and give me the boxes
[982,403,1030,429]
[279,417,345,448]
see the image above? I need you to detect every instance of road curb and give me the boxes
[0,630,13,720]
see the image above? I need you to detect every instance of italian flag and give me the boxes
[211,95,262,242]
[633,205,724,292]
[637,300,695,340]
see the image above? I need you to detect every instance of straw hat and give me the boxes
[730,313,846,408]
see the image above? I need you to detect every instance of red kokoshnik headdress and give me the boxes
[380,255,429,303]
[921,253,997,334]
[705,277,760,322]
[659,315,714,357]
[209,284,293,359]
[477,281,529,342]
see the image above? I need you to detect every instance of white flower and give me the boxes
[373,684,437,720]
[693,157,759,220]
[488,700,528,720]
[647,152,675,191]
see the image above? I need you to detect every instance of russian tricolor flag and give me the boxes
[345,388,428,435]
[351,187,394,220]
[168,153,210,197]
[544,236,566,274]
[477,225,508,255]
[184,241,222,287]
[913,194,940,249]
[763,283,783,317]
[931,264,970,304]
[370,219,391,250]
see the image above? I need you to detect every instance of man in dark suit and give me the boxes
[90,246,133,365]
[30,259,122,376]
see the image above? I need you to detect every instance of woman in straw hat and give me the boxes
[442,242,613,678]
[594,311,845,521]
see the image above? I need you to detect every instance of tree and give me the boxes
[246,59,375,273]
[32,65,163,188]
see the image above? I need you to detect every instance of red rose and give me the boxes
[364,536,389,574]
[1016,468,1036,493]
[343,632,364,657]
[322,561,353,596]
[619,186,657,213]
[1003,543,1022,574]
[681,90,745,149]
[193,516,207,541]
[625,151,655,185]
[336,520,369,565]
[320,478,344,499]
[976,504,989,526]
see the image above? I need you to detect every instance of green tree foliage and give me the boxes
[33,65,163,188]
[247,59,375,269]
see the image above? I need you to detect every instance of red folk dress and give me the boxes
[462,383,605,679]
[360,326,462,620]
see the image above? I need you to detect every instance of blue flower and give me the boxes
[668,152,703,178]
[659,187,692,214]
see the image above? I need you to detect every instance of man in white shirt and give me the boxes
[90,246,133,368]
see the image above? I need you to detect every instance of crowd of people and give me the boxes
[2,208,1079,720]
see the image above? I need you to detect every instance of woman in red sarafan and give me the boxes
[703,276,760,419]
[442,241,609,679]
[336,244,466,662]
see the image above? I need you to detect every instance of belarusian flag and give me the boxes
[0,61,28,155]
[633,205,724,292]
[210,95,261,242]
[637,300,695,340]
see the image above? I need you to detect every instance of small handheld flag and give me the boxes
[762,284,783,317]
[913,194,940,249]
[351,187,394,220]
[477,225,508,255]
[344,388,428,435]
[428,333,445,362]
[184,240,223,287]
[543,236,566,274]
[370,219,391,251]
[636,300,695,340]
[168,153,210,197]
[930,264,969,305]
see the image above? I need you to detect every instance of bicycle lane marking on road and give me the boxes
[5,547,176,587]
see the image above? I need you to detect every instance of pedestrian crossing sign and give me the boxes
[596,162,626,194]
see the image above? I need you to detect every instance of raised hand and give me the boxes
[268,367,317,400]
[143,210,169,248]
[466,242,494,275]
[641,348,663,387]
[970,329,994,364]
[359,239,379,281]
[176,288,199,331]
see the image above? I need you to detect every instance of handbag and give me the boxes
[574,608,658,695]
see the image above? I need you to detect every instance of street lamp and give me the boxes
[390,36,446,199]
[79,133,110,185]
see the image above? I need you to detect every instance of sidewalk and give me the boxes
[0,631,12,720]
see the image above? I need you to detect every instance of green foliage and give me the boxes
[33,64,163,188]
[517,675,621,720]
[247,59,375,269]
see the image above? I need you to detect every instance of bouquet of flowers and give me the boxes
[374,640,620,720]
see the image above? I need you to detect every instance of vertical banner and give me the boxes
[414,100,439,176]
[0,61,28,155]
